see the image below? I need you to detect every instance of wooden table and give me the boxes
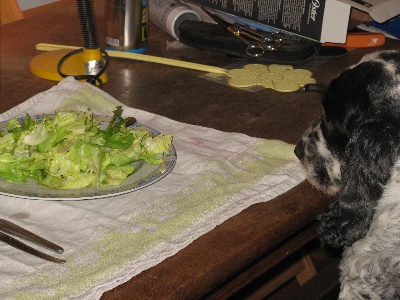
[2,2,399,299]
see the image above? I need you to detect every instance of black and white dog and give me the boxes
[295,50,400,299]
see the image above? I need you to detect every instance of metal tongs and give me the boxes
[201,7,282,58]
[0,218,65,263]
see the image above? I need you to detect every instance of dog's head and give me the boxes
[295,50,400,247]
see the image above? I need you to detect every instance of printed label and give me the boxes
[106,36,120,47]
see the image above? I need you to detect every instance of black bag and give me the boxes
[178,20,346,65]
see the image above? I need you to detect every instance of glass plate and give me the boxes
[0,115,177,200]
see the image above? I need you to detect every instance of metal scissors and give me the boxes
[202,8,280,58]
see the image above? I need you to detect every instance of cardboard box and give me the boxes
[339,0,400,23]
[186,0,399,43]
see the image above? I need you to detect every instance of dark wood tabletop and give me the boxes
[1,1,399,299]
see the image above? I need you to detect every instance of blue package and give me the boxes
[362,16,400,39]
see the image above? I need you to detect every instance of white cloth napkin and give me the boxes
[0,77,306,299]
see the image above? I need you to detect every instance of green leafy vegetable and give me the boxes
[0,107,172,189]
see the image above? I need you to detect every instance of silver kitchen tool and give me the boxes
[0,218,65,263]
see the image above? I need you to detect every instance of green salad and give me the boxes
[0,107,172,189]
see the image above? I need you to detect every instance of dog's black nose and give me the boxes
[294,141,304,159]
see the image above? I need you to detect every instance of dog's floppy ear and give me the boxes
[318,115,400,248]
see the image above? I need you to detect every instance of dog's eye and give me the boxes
[320,120,348,155]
